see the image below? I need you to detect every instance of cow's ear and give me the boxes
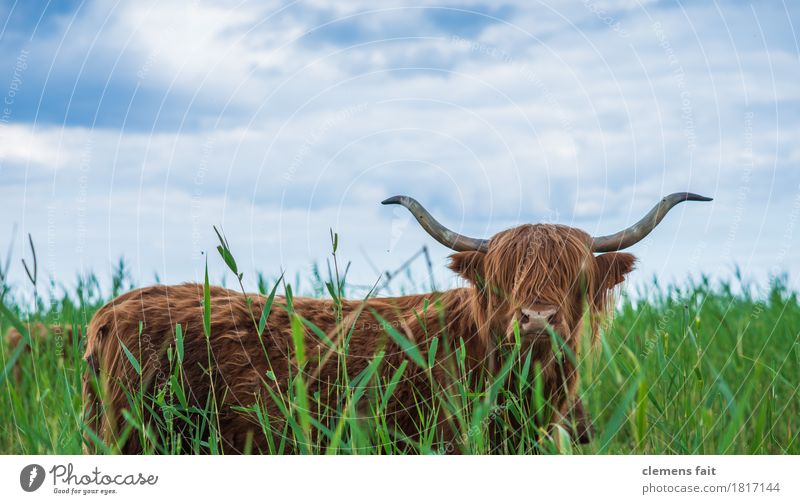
[595,252,636,289]
[448,251,486,286]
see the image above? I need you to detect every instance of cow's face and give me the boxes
[385,192,709,348]
[449,224,636,347]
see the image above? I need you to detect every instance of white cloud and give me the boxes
[1,0,798,296]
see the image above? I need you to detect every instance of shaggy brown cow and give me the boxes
[83,192,710,453]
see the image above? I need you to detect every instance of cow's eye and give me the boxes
[520,312,530,324]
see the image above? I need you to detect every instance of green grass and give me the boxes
[1,252,798,454]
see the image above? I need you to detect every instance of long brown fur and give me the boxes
[83,224,635,453]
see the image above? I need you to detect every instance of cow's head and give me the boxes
[383,193,711,348]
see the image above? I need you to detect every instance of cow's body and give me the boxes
[86,284,448,451]
[83,280,582,453]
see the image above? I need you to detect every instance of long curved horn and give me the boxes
[382,196,489,252]
[591,192,713,252]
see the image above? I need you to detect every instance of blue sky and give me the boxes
[0,0,798,298]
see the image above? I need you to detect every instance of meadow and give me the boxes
[1,238,798,455]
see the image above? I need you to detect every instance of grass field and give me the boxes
[1,251,798,454]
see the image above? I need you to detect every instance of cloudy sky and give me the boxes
[0,0,798,299]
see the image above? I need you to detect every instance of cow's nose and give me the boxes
[518,306,558,334]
